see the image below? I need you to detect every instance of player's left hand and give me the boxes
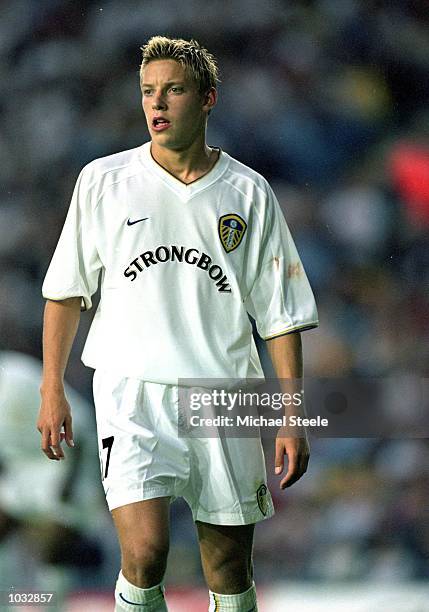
[274,430,310,489]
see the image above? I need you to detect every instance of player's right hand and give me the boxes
[37,388,74,461]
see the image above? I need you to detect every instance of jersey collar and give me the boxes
[139,141,229,201]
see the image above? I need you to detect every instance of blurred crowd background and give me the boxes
[0,0,428,609]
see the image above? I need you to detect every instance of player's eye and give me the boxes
[170,87,183,93]
[143,89,153,96]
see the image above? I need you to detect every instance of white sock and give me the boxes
[114,570,168,611]
[208,581,257,611]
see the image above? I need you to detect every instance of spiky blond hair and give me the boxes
[140,35,219,94]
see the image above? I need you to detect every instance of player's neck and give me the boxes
[150,139,218,185]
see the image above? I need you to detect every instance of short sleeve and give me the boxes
[42,166,102,311]
[244,183,318,340]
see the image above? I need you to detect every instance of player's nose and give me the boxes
[152,93,167,110]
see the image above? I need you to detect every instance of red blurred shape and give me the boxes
[389,142,429,226]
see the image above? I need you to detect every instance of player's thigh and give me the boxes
[196,520,255,574]
[112,497,171,560]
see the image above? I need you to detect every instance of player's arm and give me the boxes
[37,297,81,461]
[266,331,310,489]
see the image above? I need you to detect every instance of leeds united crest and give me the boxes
[256,483,268,516]
[219,214,247,253]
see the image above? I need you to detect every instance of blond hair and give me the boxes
[140,35,219,94]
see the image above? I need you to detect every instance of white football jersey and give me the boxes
[0,351,104,528]
[42,142,318,384]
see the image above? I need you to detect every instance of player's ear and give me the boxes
[202,87,217,114]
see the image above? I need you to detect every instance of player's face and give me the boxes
[141,59,215,151]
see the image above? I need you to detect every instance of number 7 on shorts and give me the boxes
[101,436,114,480]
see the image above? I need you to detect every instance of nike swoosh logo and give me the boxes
[119,592,145,605]
[127,217,148,226]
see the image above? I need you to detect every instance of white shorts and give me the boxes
[93,370,274,525]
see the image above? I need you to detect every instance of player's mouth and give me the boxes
[152,116,171,132]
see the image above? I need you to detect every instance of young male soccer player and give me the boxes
[38,36,318,611]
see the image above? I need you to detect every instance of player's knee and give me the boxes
[122,539,169,587]
[204,548,252,593]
